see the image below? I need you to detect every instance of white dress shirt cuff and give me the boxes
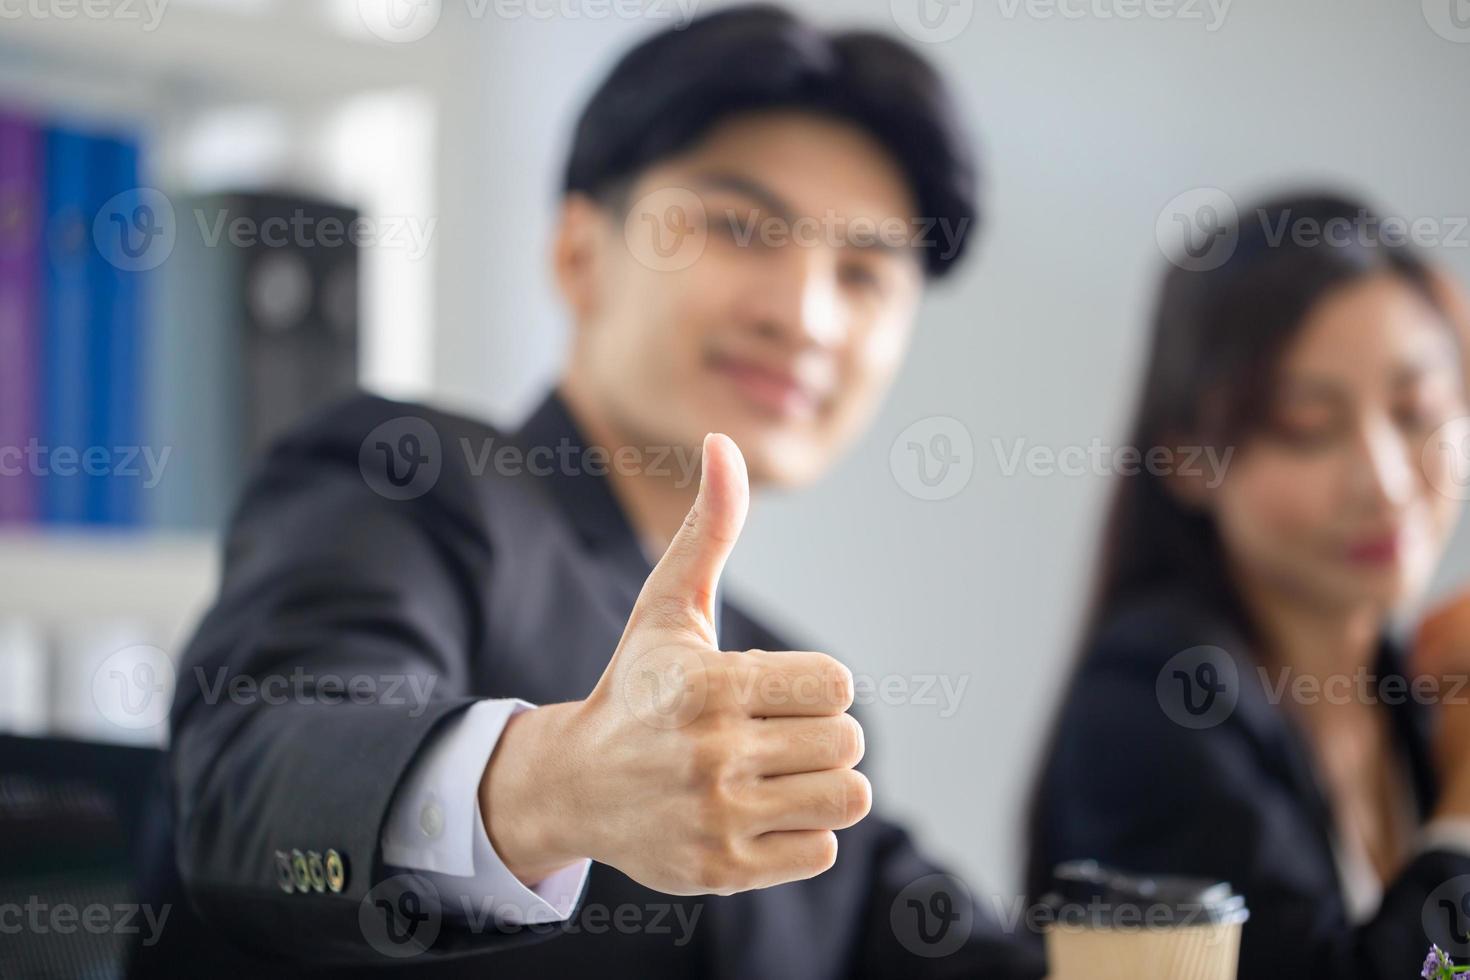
[381,698,591,925]
[1419,818,1470,858]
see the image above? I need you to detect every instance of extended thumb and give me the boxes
[638,432,750,632]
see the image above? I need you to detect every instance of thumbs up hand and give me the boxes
[479,434,871,896]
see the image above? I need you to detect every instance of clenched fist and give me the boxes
[479,433,871,895]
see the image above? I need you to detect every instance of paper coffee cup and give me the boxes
[1041,861,1248,980]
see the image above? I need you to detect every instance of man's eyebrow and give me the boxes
[688,171,795,221]
[686,170,914,258]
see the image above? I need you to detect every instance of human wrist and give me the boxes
[479,700,588,885]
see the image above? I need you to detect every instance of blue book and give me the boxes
[90,134,145,526]
[40,125,93,525]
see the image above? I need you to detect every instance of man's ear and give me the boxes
[552,193,611,326]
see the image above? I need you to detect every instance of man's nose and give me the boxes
[748,247,847,349]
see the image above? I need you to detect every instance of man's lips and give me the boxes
[708,354,822,418]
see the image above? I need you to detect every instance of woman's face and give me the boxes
[1210,272,1467,616]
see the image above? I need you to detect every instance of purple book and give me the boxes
[0,113,41,524]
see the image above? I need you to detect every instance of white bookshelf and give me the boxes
[0,530,218,628]
[0,530,220,745]
[0,1,451,102]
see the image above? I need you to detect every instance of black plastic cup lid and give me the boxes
[1038,860,1249,930]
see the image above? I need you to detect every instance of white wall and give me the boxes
[426,0,1470,897]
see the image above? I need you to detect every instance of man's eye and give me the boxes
[706,209,763,247]
[838,262,882,291]
[706,215,743,241]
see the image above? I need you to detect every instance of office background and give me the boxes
[2,0,1469,902]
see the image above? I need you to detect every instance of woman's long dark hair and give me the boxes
[1022,191,1455,902]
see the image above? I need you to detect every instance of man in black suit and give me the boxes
[143,6,1042,977]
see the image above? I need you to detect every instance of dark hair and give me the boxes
[561,4,980,278]
[1022,191,1459,900]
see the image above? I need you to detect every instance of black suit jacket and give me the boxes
[135,392,1043,979]
[1026,586,1470,979]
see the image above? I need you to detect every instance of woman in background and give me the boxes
[1026,193,1470,977]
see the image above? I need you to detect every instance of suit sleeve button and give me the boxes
[419,802,444,840]
[274,851,294,894]
[307,851,327,893]
[291,850,311,893]
[325,849,348,894]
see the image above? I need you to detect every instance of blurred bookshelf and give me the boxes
[0,0,465,744]
[0,530,217,631]
[0,0,449,102]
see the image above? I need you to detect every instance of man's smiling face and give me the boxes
[555,110,928,488]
